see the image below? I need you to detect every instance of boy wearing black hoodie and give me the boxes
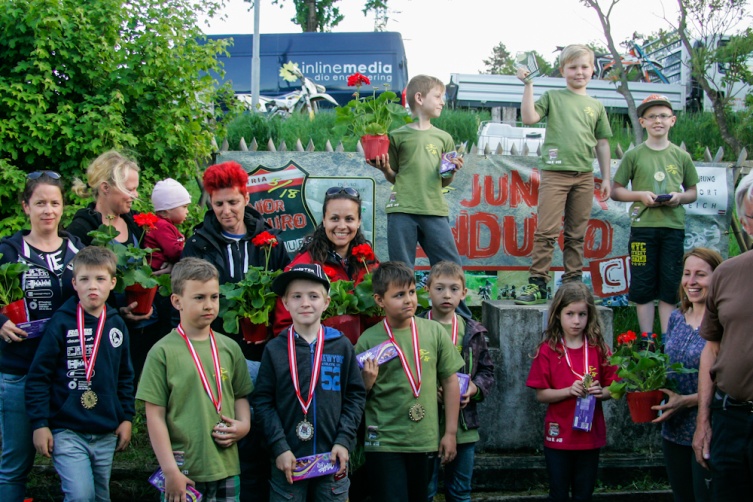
[253,264,366,501]
[26,247,134,501]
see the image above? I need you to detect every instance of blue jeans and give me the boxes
[428,441,476,502]
[52,429,117,502]
[709,394,753,501]
[0,372,36,502]
[543,447,600,502]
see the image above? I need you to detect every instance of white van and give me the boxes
[476,122,545,156]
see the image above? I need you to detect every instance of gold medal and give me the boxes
[408,402,425,422]
[296,419,314,441]
[582,373,593,389]
[81,390,98,409]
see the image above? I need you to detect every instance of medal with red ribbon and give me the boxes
[288,326,325,441]
[561,336,592,387]
[178,324,223,422]
[427,311,458,345]
[77,303,107,410]
[383,318,425,422]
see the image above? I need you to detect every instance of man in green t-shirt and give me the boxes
[612,94,699,335]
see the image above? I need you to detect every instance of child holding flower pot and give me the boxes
[526,282,617,502]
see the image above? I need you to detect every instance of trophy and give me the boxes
[515,51,542,82]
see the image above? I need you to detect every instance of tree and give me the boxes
[251,0,388,32]
[0,0,241,232]
[675,0,751,156]
[581,0,644,144]
[482,42,516,75]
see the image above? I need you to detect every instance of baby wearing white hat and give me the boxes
[145,178,192,271]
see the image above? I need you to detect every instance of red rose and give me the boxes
[251,231,278,248]
[134,212,158,231]
[351,244,375,262]
[347,72,370,87]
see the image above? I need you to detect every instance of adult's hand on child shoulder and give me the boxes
[33,427,54,458]
[0,319,28,343]
[115,421,132,451]
[120,302,153,322]
[276,450,297,485]
[330,444,349,476]
[212,414,250,448]
[362,358,379,391]
[164,470,194,502]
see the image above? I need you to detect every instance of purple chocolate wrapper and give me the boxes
[292,453,340,481]
[357,340,398,369]
[573,394,596,432]
[457,373,470,400]
[440,151,458,175]
[16,318,49,339]
[148,468,203,501]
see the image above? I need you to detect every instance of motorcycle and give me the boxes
[238,62,339,119]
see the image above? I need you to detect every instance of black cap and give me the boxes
[271,263,330,296]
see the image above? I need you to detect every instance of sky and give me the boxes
[200,0,690,82]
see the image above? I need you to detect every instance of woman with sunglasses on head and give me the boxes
[272,186,380,335]
[0,171,84,502]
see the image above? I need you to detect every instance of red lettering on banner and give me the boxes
[503,215,536,257]
[252,199,286,215]
[511,169,539,208]
[469,212,500,259]
[264,213,308,231]
[585,219,612,259]
[461,171,540,209]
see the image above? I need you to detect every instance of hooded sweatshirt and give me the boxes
[252,326,366,459]
[25,296,135,433]
[0,231,83,374]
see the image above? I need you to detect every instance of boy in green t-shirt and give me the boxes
[137,258,253,502]
[355,261,464,501]
[367,75,470,317]
[612,94,698,335]
[515,44,613,305]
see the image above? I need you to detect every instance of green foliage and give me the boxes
[482,42,516,75]
[250,0,388,32]
[0,161,28,235]
[354,274,384,317]
[87,223,160,293]
[0,0,242,225]
[432,109,485,148]
[324,279,360,318]
[219,267,283,333]
[335,84,411,138]
[0,254,30,306]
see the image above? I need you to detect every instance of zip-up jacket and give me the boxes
[0,231,83,374]
[421,312,495,431]
[66,202,143,247]
[272,249,379,335]
[25,297,135,433]
[252,326,366,459]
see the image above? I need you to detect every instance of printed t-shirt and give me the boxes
[526,342,617,450]
[613,143,699,229]
[436,317,480,444]
[534,89,612,172]
[386,125,455,216]
[136,330,254,482]
[354,316,464,452]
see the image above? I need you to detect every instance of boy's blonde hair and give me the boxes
[72,150,140,199]
[559,44,595,70]
[72,246,117,278]
[171,258,219,296]
[406,74,445,111]
[426,261,465,288]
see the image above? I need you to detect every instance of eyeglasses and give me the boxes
[325,186,360,198]
[643,113,674,121]
[27,171,61,180]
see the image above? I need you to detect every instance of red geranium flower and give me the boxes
[347,72,370,87]
[323,265,339,279]
[251,231,278,248]
[351,244,375,262]
[134,212,158,232]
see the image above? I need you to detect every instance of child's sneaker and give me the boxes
[514,279,547,305]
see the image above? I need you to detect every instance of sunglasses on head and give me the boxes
[27,171,61,180]
[325,186,360,198]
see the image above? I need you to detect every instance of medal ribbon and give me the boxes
[383,318,422,399]
[76,303,107,383]
[427,311,458,345]
[288,326,325,416]
[178,324,223,415]
[560,336,589,381]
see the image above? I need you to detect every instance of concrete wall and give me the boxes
[477,300,662,453]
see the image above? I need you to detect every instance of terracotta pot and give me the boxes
[360,314,384,333]
[626,390,665,423]
[1,298,28,325]
[323,314,362,344]
[361,134,389,161]
[239,317,270,344]
[124,284,158,315]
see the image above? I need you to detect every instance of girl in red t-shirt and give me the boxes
[526,282,617,502]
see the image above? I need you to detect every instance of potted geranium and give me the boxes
[350,244,384,332]
[0,254,30,324]
[88,213,165,315]
[334,72,411,160]
[607,330,696,423]
[322,277,362,344]
[219,231,282,344]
